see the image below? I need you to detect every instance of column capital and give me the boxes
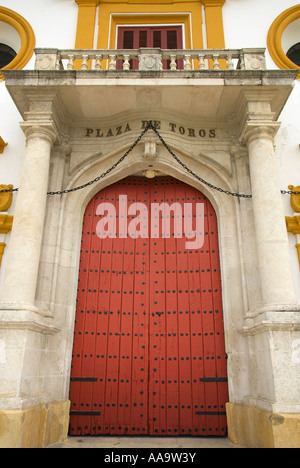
[240,121,281,146]
[20,121,59,146]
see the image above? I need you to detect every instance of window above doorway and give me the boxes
[117,25,183,50]
[117,25,184,69]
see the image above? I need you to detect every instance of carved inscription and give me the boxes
[85,123,132,138]
[85,120,217,139]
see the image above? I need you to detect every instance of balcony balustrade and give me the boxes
[34,47,267,72]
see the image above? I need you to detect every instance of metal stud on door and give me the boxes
[69,176,228,436]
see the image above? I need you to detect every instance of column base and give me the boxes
[226,402,300,448]
[0,400,70,448]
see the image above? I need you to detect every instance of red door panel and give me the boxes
[69,176,228,436]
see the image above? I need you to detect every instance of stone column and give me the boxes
[243,122,297,309]
[0,123,57,309]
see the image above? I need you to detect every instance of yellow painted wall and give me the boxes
[74,1,227,55]
[96,1,204,50]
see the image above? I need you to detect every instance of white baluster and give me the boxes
[81,55,89,70]
[213,55,220,70]
[159,55,163,71]
[109,54,116,70]
[123,55,130,70]
[239,53,245,70]
[169,54,177,71]
[198,54,206,70]
[95,55,102,70]
[226,55,234,70]
[55,53,61,70]
[184,54,192,70]
[67,55,75,70]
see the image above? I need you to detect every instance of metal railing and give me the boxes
[34,47,267,72]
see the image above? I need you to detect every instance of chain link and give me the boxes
[1,120,300,198]
[149,122,253,199]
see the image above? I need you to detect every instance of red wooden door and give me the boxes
[117,26,183,69]
[69,176,228,436]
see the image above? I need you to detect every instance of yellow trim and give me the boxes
[267,5,300,79]
[75,0,100,49]
[286,215,300,268]
[201,0,226,48]
[0,214,13,234]
[296,244,300,265]
[0,243,5,268]
[286,215,300,235]
[0,137,8,154]
[74,0,227,67]
[288,185,300,213]
[201,0,226,69]
[0,185,13,212]
[286,187,300,268]
[0,7,36,81]
[97,2,203,52]
[100,0,200,3]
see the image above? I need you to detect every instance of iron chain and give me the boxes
[149,122,253,199]
[1,120,300,198]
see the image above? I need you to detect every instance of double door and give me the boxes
[117,26,183,69]
[69,176,228,436]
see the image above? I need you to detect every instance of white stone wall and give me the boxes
[223,0,300,301]
[0,0,78,288]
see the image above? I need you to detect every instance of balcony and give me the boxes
[2,47,297,139]
[34,47,267,72]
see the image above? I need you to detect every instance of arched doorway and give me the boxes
[69,176,228,436]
